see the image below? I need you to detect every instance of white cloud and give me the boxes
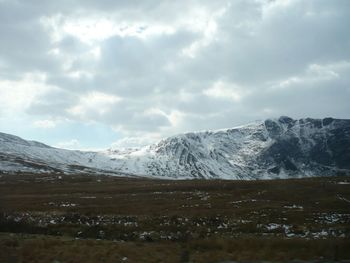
[67,91,121,119]
[261,0,295,19]
[272,61,350,90]
[0,73,53,115]
[181,6,226,58]
[203,80,247,102]
[67,70,94,79]
[41,14,176,45]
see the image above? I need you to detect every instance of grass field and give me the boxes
[0,173,349,262]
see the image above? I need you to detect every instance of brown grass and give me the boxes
[1,234,349,263]
[0,173,349,262]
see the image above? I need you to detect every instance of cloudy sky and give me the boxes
[0,0,349,150]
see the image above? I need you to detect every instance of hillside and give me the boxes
[1,116,350,179]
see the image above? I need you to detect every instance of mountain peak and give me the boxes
[0,132,51,149]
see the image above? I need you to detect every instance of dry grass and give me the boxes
[0,173,349,262]
[1,234,349,263]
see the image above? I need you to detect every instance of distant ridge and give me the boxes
[1,117,350,179]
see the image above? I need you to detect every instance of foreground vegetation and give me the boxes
[0,173,349,262]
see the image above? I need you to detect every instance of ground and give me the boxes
[0,173,349,262]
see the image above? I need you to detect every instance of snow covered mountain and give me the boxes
[1,116,350,179]
[0,132,121,175]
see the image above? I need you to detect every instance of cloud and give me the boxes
[270,61,350,90]
[0,73,52,115]
[203,80,247,102]
[0,0,349,148]
[67,91,122,120]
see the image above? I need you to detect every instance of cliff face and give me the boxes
[258,117,350,177]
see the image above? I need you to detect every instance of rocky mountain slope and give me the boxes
[1,116,349,179]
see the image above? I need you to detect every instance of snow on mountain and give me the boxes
[0,132,122,175]
[106,121,272,179]
[1,116,350,179]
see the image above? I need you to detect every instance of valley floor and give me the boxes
[0,174,349,262]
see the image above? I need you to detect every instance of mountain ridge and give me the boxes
[1,116,350,179]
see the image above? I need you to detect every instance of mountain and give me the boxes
[0,132,114,175]
[1,116,350,179]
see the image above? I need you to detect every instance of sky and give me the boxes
[0,0,349,150]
